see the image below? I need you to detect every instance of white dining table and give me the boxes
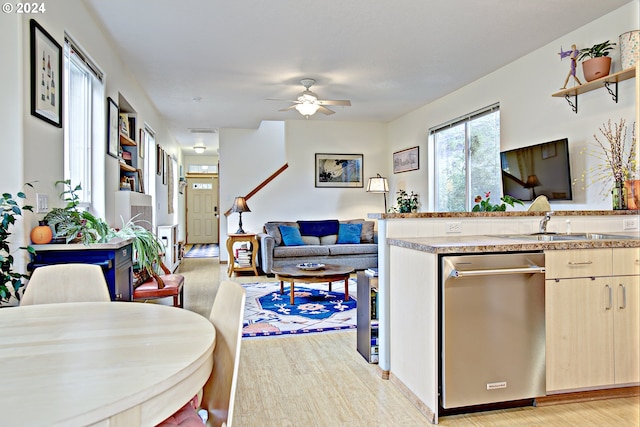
[0,301,216,427]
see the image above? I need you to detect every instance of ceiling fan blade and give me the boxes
[317,106,335,115]
[278,105,298,112]
[267,98,300,103]
[317,99,351,106]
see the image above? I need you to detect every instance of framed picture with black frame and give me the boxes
[30,19,62,127]
[106,97,119,158]
[393,146,419,173]
[315,153,363,188]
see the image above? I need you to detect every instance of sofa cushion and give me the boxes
[297,219,339,237]
[328,243,379,256]
[337,223,362,244]
[320,234,338,245]
[279,225,305,246]
[301,235,321,245]
[273,245,331,258]
[343,219,375,243]
[265,221,298,246]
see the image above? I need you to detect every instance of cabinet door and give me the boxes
[614,276,640,384]
[546,277,614,392]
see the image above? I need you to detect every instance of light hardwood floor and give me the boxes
[176,257,640,426]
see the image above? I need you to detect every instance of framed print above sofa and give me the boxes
[315,153,363,188]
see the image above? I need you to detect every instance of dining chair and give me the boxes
[157,280,246,427]
[132,261,185,308]
[20,263,111,305]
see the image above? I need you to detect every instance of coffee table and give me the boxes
[271,263,355,305]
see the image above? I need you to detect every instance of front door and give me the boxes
[186,175,218,244]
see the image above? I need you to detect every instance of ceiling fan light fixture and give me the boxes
[194,146,207,154]
[295,102,319,117]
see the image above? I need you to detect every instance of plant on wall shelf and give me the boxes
[392,189,419,213]
[577,40,616,60]
[472,192,523,212]
[1,185,35,303]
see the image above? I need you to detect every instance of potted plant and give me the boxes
[578,40,616,82]
[472,192,523,212]
[392,189,419,213]
[108,216,165,281]
[1,185,35,303]
[43,181,111,244]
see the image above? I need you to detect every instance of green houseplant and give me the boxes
[1,185,35,303]
[472,192,523,212]
[392,190,419,213]
[578,40,616,82]
[108,216,165,280]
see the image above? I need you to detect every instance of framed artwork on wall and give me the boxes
[156,145,162,175]
[315,153,363,188]
[106,97,119,158]
[393,146,419,173]
[30,19,62,127]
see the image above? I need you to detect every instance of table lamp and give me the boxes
[231,196,250,234]
[366,173,389,212]
[524,174,542,198]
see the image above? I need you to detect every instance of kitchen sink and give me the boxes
[502,233,638,241]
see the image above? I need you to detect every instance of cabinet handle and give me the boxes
[567,260,593,265]
[619,284,626,309]
[605,285,612,310]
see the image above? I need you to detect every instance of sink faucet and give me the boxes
[539,211,554,233]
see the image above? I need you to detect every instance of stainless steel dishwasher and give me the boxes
[441,252,546,409]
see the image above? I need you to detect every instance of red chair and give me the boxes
[133,262,184,308]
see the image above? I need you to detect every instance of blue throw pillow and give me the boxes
[337,223,362,244]
[279,225,305,246]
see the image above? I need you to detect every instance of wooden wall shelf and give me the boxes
[119,134,136,146]
[119,163,136,172]
[552,67,636,113]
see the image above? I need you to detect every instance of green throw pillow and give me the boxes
[279,225,305,246]
[337,223,362,244]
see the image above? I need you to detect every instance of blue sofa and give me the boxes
[257,219,378,275]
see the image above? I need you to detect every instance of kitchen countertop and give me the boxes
[369,210,639,219]
[387,233,640,254]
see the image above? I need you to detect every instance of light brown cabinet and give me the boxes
[545,248,639,393]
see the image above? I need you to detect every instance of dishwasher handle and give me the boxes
[450,266,546,278]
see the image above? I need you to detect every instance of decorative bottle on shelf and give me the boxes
[612,181,627,210]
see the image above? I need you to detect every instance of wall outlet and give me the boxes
[623,218,639,230]
[446,221,462,233]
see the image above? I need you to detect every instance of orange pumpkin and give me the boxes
[30,221,53,244]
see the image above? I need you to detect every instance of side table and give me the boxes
[226,233,260,276]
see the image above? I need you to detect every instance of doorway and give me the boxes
[186,174,219,244]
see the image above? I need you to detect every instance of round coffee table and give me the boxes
[271,263,354,305]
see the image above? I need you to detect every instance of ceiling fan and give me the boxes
[272,78,351,118]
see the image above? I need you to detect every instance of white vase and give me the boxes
[619,30,639,70]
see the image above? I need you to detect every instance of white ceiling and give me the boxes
[85,0,631,154]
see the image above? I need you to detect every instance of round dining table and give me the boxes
[0,301,216,427]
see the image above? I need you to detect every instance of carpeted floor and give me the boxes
[183,244,219,258]
[242,280,357,338]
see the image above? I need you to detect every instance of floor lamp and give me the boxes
[366,174,389,212]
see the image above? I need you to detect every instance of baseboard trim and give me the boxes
[535,386,640,407]
[388,372,436,423]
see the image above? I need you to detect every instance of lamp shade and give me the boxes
[231,196,250,213]
[366,174,389,193]
[524,175,541,188]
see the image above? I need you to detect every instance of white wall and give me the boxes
[387,2,639,211]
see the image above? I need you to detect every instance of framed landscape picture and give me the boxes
[315,153,363,188]
[393,146,419,173]
[30,19,62,127]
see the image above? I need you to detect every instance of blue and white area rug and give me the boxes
[242,280,357,338]
[183,244,219,258]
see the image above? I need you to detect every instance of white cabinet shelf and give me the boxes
[158,224,180,272]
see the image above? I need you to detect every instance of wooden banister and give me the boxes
[224,163,288,216]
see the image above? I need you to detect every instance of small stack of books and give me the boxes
[235,243,252,267]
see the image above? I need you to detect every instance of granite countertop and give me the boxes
[388,233,640,254]
[368,210,640,219]
[31,237,134,251]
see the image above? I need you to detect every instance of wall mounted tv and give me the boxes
[500,138,573,201]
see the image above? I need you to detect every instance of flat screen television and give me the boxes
[500,138,573,201]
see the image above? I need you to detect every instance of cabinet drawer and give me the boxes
[545,249,611,279]
[613,247,640,276]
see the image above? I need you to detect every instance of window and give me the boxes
[430,104,501,212]
[63,35,103,207]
